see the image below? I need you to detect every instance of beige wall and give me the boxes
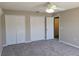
[2,10,52,45]
[54,7,79,47]
[0,16,2,55]
[25,16,31,41]
[0,8,3,55]
[1,15,5,45]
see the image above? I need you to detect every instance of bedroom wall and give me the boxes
[0,8,3,55]
[54,7,79,48]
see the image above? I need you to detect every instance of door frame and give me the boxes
[44,16,47,40]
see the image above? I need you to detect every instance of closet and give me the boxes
[30,16,45,41]
[5,15,54,46]
[5,15,26,45]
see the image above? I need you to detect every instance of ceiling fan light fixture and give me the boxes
[46,8,54,13]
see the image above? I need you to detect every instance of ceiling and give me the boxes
[0,2,79,13]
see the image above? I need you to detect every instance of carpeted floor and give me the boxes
[1,39,79,56]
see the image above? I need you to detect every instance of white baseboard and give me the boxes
[59,40,79,49]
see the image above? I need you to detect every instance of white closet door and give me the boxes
[16,16,26,43]
[46,17,54,40]
[30,16,45,41]
[5,15,26,45]
[5,15,17,45]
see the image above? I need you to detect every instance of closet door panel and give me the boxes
[5,15,26,45]
[30,16,45,41]
[5,15,17,45]
[16,16,26,43]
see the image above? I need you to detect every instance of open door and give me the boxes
[54,17,59,39]
[46,16,54,40]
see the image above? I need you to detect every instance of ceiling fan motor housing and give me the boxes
[47,3,57,9]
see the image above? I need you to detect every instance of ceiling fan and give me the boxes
[32,2,64,13]
[46,2,57,13]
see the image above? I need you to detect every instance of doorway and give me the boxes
[54,17,59,39]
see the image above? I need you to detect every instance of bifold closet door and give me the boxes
[5,15,17,45]
[16,16,26,44]
[30,16,45,41]
[46,17,54,40]
[5,15,26,45]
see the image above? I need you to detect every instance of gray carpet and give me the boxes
[1,39,79,56]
